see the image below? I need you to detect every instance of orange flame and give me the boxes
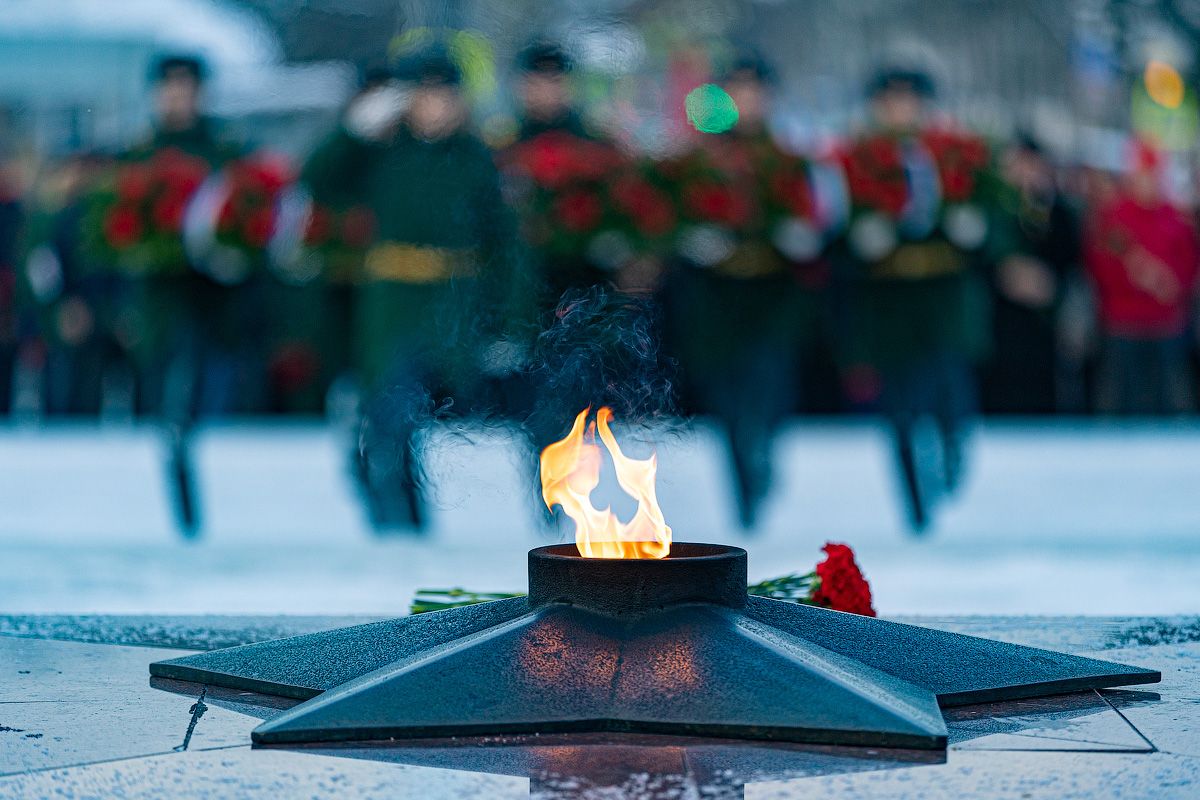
[540,407,672,559]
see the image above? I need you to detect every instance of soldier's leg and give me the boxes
[882,365,928,532]
[161,327,201,537]
[718,343,793,531]
[359,363,433,532]
[933,352,977,494]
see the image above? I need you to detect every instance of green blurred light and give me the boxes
[685,84,739,133]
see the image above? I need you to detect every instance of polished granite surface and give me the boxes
[1,615,1197,798]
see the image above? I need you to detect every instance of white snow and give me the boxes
[1,419,1198,616]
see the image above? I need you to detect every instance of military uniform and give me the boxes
[304,125,516,391]
[301,67,519,528]
[505,113,616,314]
[118,117,245,417]
[666,126,827,528]
[840,100,990,530]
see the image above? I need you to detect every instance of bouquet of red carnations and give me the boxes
[655,137,759,268]
[189,154,294,285]
[662,135,827,268]
[838,133,912,262]
[82,148,211,276]
[748,542,876,617]
[840,127,991,260]
[751,140,824,264]
[411,541,876,617]
[921,126,991,251]
[840,134,911,220]
[501,130,649,271]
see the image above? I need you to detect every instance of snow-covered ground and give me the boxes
[1,419,1198,616]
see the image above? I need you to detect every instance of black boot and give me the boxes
[363,444,427,533]
[166,424,200,539]
[895,431,928,533]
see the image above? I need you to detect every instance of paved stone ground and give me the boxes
[0,615,1197,798]
[2,419,1200,616]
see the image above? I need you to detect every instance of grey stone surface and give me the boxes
[0,617,1196,798]
[945,690,1153,752]
[0,640,279,776]
[747,750,1200,799]
[0,746,529,799]
[0,615,384,650]
[1093,642,1200,759]
[1,637,191,703]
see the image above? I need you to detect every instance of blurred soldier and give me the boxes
[505,40,613,310]
[501,41,636,520]
[119,55,243,414]
[1084,140,1198,414]
[302,47,520,530]
[120,54,242,535]
[840,68,989,531]
[667,54,830,529]
[983,135,1080,413]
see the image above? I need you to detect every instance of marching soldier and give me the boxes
[302,46,521,530]
[839,67,990,531]
[118,55,246,418]
[665,53,832,529]
[114,54,244,535]
[503,40,616,312]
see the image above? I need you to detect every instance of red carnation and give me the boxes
[151,191,189,232]
[864,136,903,170]
[241,207,274,248]
[612,177,676,236]
[635,196,676,237]
[103,205,143,248]
[811,542,876,616]
[304,206,334,246]
[340,206,376,249]
[216,201,238,233]
[555,190,603,232]
[154,149,209,194]
[241,156,292,194]
[684,180,751,227]
[921,129,989,203]
[116,164,153,203]
[771,174,813,219]
[572,140,623,181]
[941,169,974,203]
[878,182,909,216]
[522,132,577,189]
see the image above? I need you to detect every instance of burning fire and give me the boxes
[540,407,672,559]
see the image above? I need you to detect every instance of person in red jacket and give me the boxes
[1084,140,1198,414]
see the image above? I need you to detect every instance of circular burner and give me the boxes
[526,542,748,615]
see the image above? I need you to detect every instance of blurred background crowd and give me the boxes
[2,0,1200,535]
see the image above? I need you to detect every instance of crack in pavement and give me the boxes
[174,688,207,752]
